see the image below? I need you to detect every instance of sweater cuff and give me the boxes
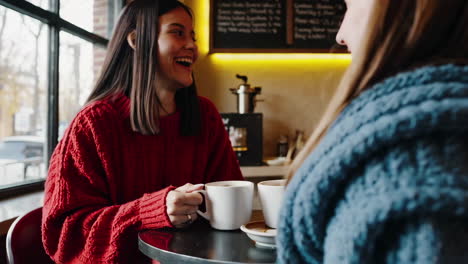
[139,186,176,229]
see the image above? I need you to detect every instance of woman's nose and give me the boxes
[184,38,197,50]
[335,30,346,46]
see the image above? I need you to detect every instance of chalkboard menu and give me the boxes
[210,0,346,53]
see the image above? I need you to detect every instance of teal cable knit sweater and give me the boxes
[277,64,468,264]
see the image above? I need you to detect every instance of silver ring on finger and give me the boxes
[186,213,193,224]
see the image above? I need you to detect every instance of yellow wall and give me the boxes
[185,0,351,157]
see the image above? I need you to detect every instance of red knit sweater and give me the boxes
[42,94,243,263]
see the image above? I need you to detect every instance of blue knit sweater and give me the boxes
[277,64,468,264]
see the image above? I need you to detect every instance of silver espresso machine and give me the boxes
[222,74,263,166]
[229,74,262,114]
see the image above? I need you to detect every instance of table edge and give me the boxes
[138,231,273,264]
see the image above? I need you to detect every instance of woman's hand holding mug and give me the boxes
[166,183,204,228]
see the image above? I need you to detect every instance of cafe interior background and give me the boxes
[0,0,350,261]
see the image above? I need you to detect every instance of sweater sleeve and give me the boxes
[201,98,244,182]
[42,111,175,264]
[322,135,468,264]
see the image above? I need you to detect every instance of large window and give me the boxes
[0,0,121,197]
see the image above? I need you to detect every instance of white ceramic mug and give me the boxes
[196,180,254,230]
[257,179,286,228]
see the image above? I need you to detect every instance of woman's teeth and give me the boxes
[175,58,193,67]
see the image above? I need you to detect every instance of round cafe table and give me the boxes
[138,210,276,264]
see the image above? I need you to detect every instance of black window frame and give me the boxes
[0,0,124,199]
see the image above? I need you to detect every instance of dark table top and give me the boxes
[138,210,276,264]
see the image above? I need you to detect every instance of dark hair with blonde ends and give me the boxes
[287,0,468,181]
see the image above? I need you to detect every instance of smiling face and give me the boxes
[157,7,198,91]
[336,0,376,54]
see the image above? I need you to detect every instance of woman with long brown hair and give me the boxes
[42,0,243,263]
[277,0,468,263]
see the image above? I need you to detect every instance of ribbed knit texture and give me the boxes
[277,64,468,264]
[42,94,243,264]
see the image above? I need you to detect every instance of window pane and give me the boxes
[60,0,114,38]
[0,7,48,186]
[59,31,107,136]
[25,0,50,10]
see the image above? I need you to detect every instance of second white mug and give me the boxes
[258,179,286,228]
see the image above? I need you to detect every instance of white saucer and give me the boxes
[265,157,287,166]
[240,221,277,249]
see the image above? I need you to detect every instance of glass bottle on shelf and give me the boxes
[277,134,289,157]
[291,130,305,160]
[285,130,305,164]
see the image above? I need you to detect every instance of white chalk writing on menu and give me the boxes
[294,0,345,41]
[216,1,283,35]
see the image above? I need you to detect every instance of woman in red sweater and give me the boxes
[41,1,243,263]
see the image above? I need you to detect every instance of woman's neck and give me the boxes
[157,87,176,116]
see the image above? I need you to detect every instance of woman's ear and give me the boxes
[127,31,136,50]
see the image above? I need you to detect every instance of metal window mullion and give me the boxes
[45,0,59,167]
[46,21,59,165]
[60,19,108,46]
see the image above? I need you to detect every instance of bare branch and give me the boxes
[0,8,8,58]
[0,8,7,40]
[21,16,36,36]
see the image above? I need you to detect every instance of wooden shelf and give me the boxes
[241,165,288,178]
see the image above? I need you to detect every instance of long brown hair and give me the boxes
[288,0,468,180]
[87,0,201,136]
